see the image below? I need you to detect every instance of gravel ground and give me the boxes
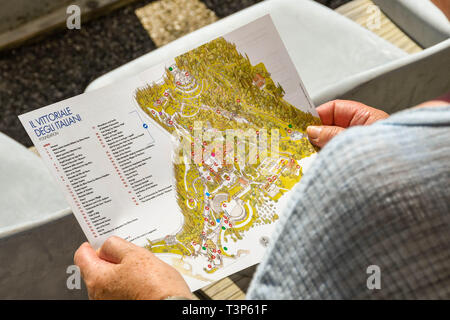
[0,0,157,147]
[0,0,351,147]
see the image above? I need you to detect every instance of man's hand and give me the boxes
[306,100,389,148]
[74,236,192,300]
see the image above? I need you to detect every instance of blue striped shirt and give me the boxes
[247,105,450,299]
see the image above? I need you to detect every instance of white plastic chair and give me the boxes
[86,0,409,102]
[0,132,88,298]
[373,0,450,48]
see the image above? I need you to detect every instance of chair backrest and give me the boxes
[86,0,407,100]
[373,0,450,48]
[313,38,450,114]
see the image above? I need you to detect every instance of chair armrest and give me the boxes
[313,39,450,113]
[373,0,450,48]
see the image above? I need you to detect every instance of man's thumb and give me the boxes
[74,242,112,280]
[307,125,345,148]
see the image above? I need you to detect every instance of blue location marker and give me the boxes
[143,123,148,129]
[216,218,220,223]
[206,192,210,197]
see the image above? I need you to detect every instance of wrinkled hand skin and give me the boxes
[74,236,193,300]
[306,99,389,148]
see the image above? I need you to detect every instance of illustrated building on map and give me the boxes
[238,178,248,186]
[266,184,280,198]
[253,73,266,88]
[289,131,307,140]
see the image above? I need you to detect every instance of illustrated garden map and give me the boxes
[135,17,320,281]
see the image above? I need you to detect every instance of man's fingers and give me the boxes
[309,100,389,147]
[98,236,139,264]
[307,125,345,148]
[317,100,389,128]
[74,242,112,279]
